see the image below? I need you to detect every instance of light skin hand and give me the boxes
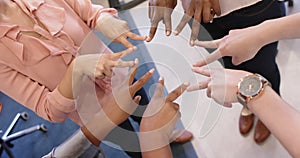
[147,0,177,42]
[187,67,250,107]
[193,26,265,67]
[96,14,147,48]
[175,0,220,46]
[81,62,155,146]
[58,48,136,99]
[140,77,189,157]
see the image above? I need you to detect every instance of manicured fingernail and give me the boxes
[174,31,178,36]
[146,37,151,42]
[224,103,232,107]
[166,31,171,36]
[183,82,190,86]
[190,40,195,46]
[149,68,155,73]
[159,76,164,81]
[134,58,139,64]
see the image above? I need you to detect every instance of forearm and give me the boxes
[57,61,76,99]
[248,86,300,157]
[258,13,300,46]
[142,145,173,158]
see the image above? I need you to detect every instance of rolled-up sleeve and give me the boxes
[64,0,118,29]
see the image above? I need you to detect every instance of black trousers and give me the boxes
[198,0,286,94]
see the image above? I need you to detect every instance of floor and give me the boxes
[113,0,299,158]
[0,1,299,158]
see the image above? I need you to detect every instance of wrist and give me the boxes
[247,85,273,112]
[257,20,280,46]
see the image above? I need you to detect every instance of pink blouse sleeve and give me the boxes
[0,63,75,123]
[64,0,118,29]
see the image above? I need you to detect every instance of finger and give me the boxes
[152,76,165,98]
[130,68,155,94]
[103,67,113,78]
[193,39,221,48]
[232,56,243,66]
[109,47,135,60]
[164,9,172,36]
[166,82,190,102]
[148,3,153,19]
[174,14,191,36]
[133,95,141,104]
[117,36,134,48]
[128,58,139,84]
[202,1,212,23]
[206,86,211,98]
[106,59,135,68]
[126,32,147,41]
[186,78,211,92]
[147,20,159,42]
[190,19,201,46]
[192,49,222,67]
[191,67,211,77]
[189,4,202,45]
[211,0,221,16]
[171,102,180,110]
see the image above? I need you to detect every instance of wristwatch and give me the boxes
[237,74,271,109]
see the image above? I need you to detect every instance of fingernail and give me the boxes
[190,40,195,46]
[146,37,151,42]
[173,31,178,36]
[132,46,137,50]
[134,58,139,64]
[149,68,155,73]
[159,76,164,81]
[224,103,232,107]
[183,82,190,86]
[136,95,141,101]
[166,31,171,36]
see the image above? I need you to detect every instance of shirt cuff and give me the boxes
[48,87,75,113]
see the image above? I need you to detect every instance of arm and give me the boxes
[193,13,300,66]
[0,63,73,122]
[175,0,221,45]
[64,0,146,48]
[248,86,300,157]
[188,67,300,157]
[140,78,189,157]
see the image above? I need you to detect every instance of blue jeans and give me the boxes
[198,0,286,94]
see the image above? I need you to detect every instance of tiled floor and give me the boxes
[118,0,299,158]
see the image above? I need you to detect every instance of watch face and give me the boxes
[239,76,262,97]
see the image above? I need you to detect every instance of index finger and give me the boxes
[152,77,165,98]
[147,20,159,42]
[117,36,134,48]
[211,0,221,16]
[192,49,222,67]
[166,82,190,102]
[109,47,136,60]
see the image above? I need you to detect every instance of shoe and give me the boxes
[254,119,271,144]
[239,113,255,135]
[171,129,193,143]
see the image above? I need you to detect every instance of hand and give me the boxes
[81,61,155,145]
[96,13,147,48]
[140,77,189,151]
[187,67,250,107]
[147,0,177,42]
[175,0,220,45]
[73,48,135,80]
[193,26,265,67]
